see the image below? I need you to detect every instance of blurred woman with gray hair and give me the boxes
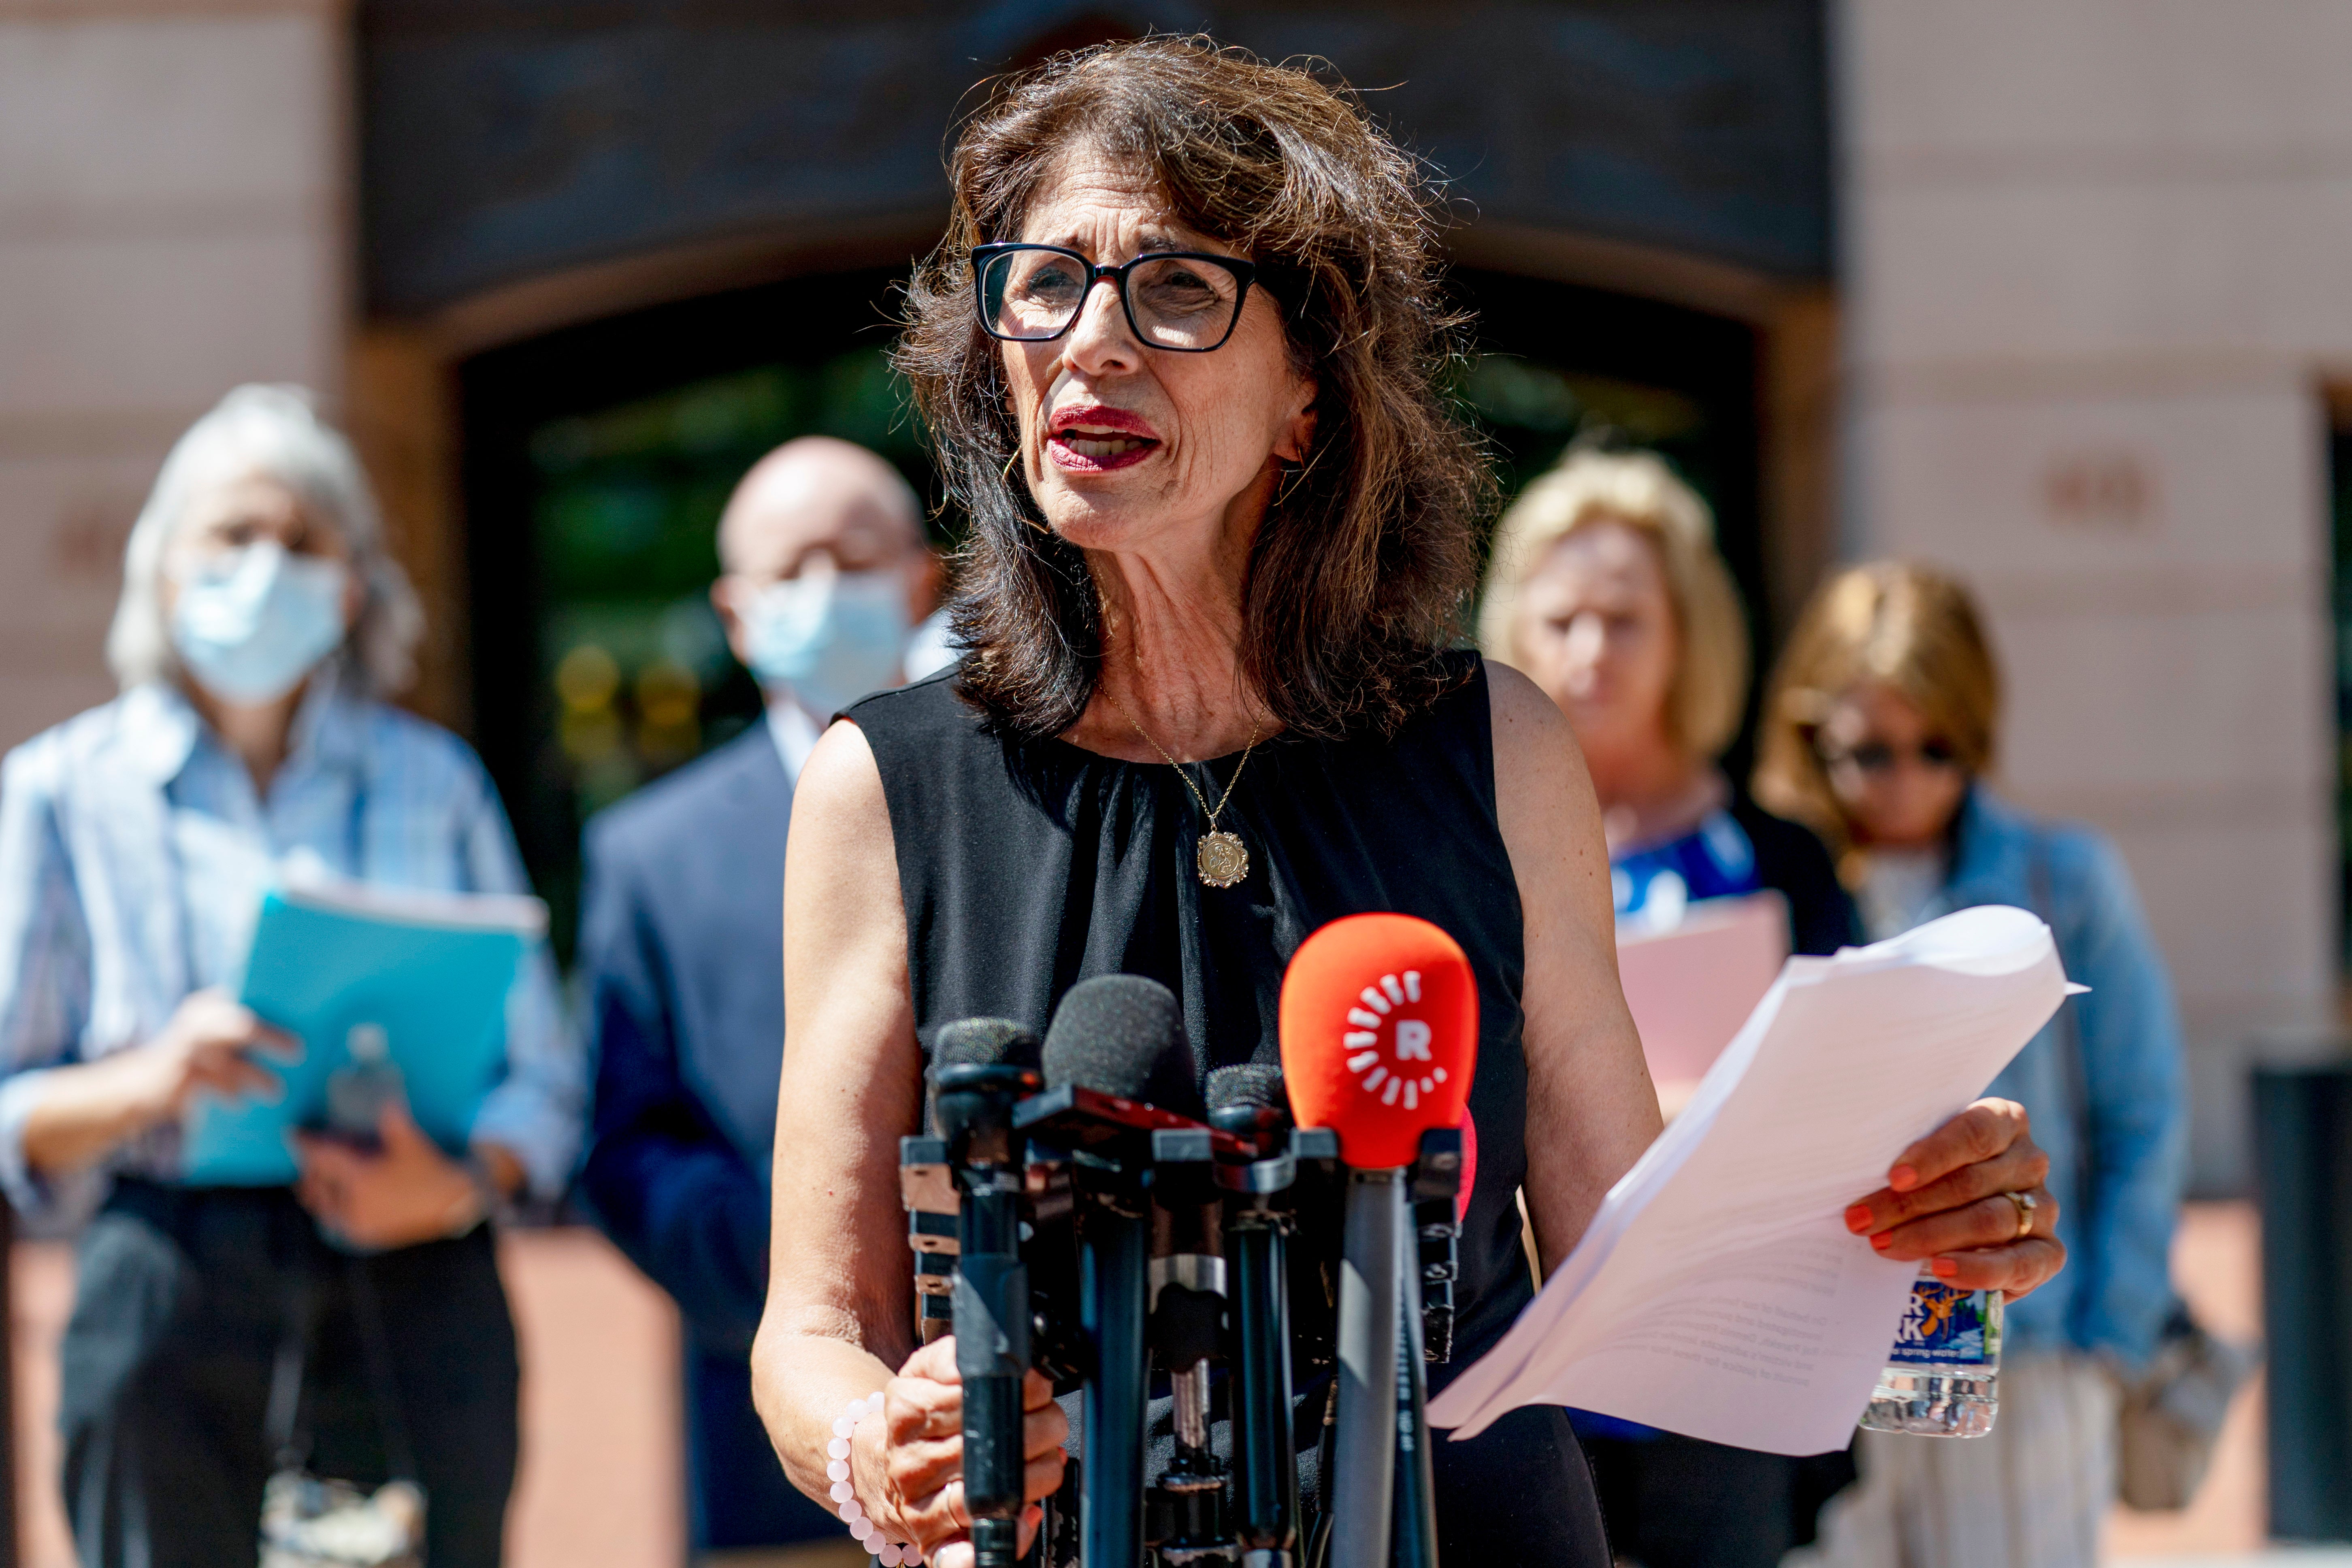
[0,385,579,1566]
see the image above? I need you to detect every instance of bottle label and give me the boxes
[1886,1279,1996,1367]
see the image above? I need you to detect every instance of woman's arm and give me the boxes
[0,746,293,1191]
[455,754,585,1198]
[2059,829,2189,1362]
[751,722,1067,1564]
[1486,661,1663,1274]
[21,991,293,1175]
[752,719,925,1489]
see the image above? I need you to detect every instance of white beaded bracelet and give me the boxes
[827,1393,921,1566]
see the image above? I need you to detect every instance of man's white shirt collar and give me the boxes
[765,695,822,786]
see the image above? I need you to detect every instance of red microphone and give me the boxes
[1280,912,1478,1163]
[1279,913,1478,1568]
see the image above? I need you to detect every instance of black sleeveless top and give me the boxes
[854,653,1612,1562]
[850,650,1536,1373]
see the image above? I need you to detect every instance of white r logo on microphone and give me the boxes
[1339,971,1448,1110]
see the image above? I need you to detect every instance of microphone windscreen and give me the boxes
[1041,974,1194,1112]
[1278,913,1477,1167]
[1206,1063,1285,1112]
[934,1016,1042,1069]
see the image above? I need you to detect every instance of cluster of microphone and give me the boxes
[898,913,1479,1568]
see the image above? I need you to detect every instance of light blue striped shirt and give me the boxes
[0,677,582,1224]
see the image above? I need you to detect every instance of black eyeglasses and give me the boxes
[1817,737,1961,775]
[971,243,1258,352]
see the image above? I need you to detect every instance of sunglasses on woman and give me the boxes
[1817,737,1961,775]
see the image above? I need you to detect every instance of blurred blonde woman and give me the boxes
[1481,448,1858,1568]
[1757,562,2186,1568]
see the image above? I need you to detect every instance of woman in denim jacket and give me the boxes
[1756,562,2188,1568]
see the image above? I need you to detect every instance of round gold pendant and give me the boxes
[1197,829,1249,888]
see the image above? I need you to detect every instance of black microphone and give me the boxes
[1210,1063,1300,1568]
[902,1020,1041,1341]
[1033,975,1188,1568]
[933,1017,1044,1568]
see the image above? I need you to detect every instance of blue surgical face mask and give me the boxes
[170,542,349,705]
[741,566,909,715]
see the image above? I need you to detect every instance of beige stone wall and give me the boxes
[0,0,348,752]
[15,0,2337,1198]
[1839,0,2352,1189]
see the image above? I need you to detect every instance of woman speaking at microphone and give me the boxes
[752,38,2064,1567]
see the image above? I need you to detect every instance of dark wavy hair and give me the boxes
[896,36,1493,741]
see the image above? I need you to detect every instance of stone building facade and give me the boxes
[1839,1,2350,1187]
[1,0,2343,1189]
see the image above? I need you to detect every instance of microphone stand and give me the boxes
[898,1133,957,1346]
[1076,1170,1150,1568]
[1020,1069,1257,1568]
[1329,1164,1404,1567]
[1019,1085,1173,1568]
[1392,1265,1437,1568]
[1390,1127,1461,1568]
[935,1059,1044,1568]
[1145,1128,1234,1563]
[1212,1096,1301,1568]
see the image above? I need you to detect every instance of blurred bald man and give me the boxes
[577,437,936,1557]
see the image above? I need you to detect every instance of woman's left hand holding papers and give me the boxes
[293,1105,522,1249]
[1843,1096,2065,1299]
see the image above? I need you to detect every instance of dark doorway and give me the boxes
[459,266,933,957]
[458,264,1759,959]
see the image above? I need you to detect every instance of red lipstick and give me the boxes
[1046,403,1161,473]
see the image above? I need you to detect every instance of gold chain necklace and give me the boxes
[1103,686,1263,888]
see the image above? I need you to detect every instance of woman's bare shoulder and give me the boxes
[790,719,891,842]
[1482,656,1572,746]
[783,719,905,961]
[1480,657,1589,824]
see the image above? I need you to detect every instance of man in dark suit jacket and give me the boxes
[578,437,936,1553]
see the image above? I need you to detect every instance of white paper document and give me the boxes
[1426,905,2073,1456]
[1617,890,1790,1096]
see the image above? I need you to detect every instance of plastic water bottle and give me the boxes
[1859,1268,2002,1437]
[325,1022,405,1146]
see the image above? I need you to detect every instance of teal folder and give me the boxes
[181,879,548,1186]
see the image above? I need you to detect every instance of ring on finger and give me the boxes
[2003,1189,2037,1239]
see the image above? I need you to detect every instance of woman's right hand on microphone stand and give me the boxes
[850,1336,1069,1566]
